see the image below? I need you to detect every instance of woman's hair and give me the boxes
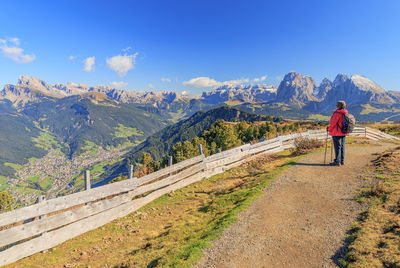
[336,101,346,109]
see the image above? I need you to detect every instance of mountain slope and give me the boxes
[125,106,281,163]
[276,72,317,104]
[21,93,169,157]
[93,106,280,186]
[0,100,47,177]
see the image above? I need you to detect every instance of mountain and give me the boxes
[1,75,196,109]
[315,74,397,110]
[21,93,170,157]
[201,84,277,104]
[276,72,318,104]
[0,100,47,177]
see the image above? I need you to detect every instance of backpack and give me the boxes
[340,113,356,134]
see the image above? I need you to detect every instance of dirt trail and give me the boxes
[196,142,395,268]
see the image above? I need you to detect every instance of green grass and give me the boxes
[27,175,40,183]
[81,141,99,155]
[91,163,105,175]
[32,131,62,151]
[0,175,7,185]
[38,177,53,191]
[28,157,39,163]
[306,114,330,121]
[112,124,144,138]
[16,186,42,195]
[4,162,23,170]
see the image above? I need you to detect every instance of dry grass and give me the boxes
[292,137,324,155]
[341,147,400,267]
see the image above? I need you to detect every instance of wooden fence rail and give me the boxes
[0,126,398,266]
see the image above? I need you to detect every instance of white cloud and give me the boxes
[122,46,132,53]
[106,53,138,77]
[182,76,249,88]
[83,56,95,72]
[7,37,20,46]
[161,77,171,83]
[0,37,35,64]
[253,75,267,83]
[69,55,76,60]
[110,81,128,88]
[181,90,188,95]
[148,83,153,88]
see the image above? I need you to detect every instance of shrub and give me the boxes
[0,191,15,212]
[293,137,323,155]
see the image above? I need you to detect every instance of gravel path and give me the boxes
[196,142,395,268]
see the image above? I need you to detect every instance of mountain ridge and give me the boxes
[2,72,399,110]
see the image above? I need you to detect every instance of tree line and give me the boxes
[128,120,323,179]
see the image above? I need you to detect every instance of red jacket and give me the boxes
[328,109,348,136]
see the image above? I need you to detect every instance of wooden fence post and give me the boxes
[129,165,134,179]
[168,156,173,176]
[37,195,47,250]
[198,144,203,155]
[85,170,91,190]
[37,195,45,220]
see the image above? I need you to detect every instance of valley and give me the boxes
[4,138,134,205]
[1,72,400,206]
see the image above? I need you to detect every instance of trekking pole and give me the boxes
[331,140,333,162]
[324,130,328,164]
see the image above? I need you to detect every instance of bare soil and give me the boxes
[196,142,396,268]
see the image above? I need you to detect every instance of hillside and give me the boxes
[89,106,281,186]
[21,94,169,157]
[126,106,281,162]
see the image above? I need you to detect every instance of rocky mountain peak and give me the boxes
[313,78,332,99]
[201,84,277,104]
[350,74,386,93]
[276,72,317,104]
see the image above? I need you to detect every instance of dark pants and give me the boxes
[332,136,346,164]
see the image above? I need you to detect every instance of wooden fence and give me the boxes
[0,126,398,266]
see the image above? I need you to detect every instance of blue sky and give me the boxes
[1,0,400,94]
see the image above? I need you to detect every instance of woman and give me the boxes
[327,101,348,166]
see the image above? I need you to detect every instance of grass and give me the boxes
[0,184,8,191]
[90,162,105,175]
[373,123,400,138]
[82,141,99,155]
[306,113,331,121]
[340,146,400,267]
[112,124,144,138]
[32,131,62,151]
[4,162,23,171]
[38,177,53,191]
[9,149,305,268]
[26,175,40,183]
[359,104,389,115]
[0,175,7,185]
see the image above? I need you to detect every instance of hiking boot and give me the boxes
[329,162,341,166]
[341,162,344,165]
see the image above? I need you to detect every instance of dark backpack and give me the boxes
[340,113,356,134]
